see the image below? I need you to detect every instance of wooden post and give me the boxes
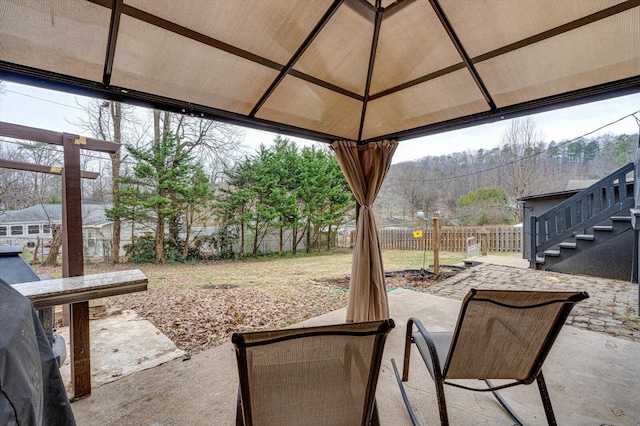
[433,218,440,274]
[63,134,90,400]
[480,231,489,256]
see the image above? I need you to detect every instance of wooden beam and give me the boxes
[0,158,100,179]
[0,122,120,154]
[62,133,90,399]
[70,301,91,400]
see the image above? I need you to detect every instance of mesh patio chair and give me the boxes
[232,319,394,426]
[392,289,589,426]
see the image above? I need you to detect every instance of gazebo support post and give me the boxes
[631,143,640,315]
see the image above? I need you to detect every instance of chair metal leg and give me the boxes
[402,320,414,381]
[370,400,380,426]
[391,358,420,426]
[236,388,245,426]
[484,379,525,426]
[434,378,449,426]
[536,372,557,426]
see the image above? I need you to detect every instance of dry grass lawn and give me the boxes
[35,249,470,355]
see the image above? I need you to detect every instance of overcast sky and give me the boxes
[1,81,638,164]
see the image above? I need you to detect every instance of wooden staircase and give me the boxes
[536,215,632,269]
[531,162,635,274]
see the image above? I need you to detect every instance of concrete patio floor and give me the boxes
[70,284,640,425]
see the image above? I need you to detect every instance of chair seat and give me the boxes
[412,331,452,379]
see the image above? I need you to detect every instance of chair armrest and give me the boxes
[405,317,447,383]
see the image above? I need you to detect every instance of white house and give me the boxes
[0,204,145,260]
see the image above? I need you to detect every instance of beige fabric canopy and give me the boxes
[0,0,638,144]
[0,1,638,322]
[331,140,397,322]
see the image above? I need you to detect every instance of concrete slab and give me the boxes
[57,310,185,392]
[70,289,640,425]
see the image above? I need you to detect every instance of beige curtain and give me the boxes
[330,139,398,322]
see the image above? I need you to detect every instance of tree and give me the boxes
[498,118,550,221]
[215,138,353,257]
[613,134,635,167]
[123,130,201,263]
[75,100,135,262]
[179,167,214,260]
[216,156,259,258]
[77,103,244,262]
[456,187,514,225]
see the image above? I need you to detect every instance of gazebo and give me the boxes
[1,0,639,402]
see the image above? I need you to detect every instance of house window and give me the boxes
[28,225,40,234]
[0,227,6,236]
[43,224,51,234]
[10,226,23,235]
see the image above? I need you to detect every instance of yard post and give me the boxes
[63,133,91,400]
[433,218,440,274]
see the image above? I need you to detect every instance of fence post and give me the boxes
[433,218,440,274]
[480,231,488,256]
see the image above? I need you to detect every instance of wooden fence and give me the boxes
[377,225,522,253]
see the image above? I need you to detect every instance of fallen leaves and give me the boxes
[108,281,349,356]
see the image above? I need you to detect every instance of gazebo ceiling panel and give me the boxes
[111,16,280,115]
[0,0,638,144]
[361,69,488,141]
[123,0,330,65]
[477,11,640,108]
[371,1,462,94]
[0,0,109,82]
[442,0,628,58]
[294,0,374,96]
[257,75,362,141]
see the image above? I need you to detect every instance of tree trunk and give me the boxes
[153,110,166,264]
[42,225,62,267]
[292,226,297,254]
[155,212,165,263]
[239,221,245,258]
[32,236,40,264]
[182,223,191,261]
[252,219,259,257]
[109,102,122,263]
[279,217,283,256]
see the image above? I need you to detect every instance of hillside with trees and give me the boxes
[375,118,638,226]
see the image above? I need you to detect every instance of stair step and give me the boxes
[558,242,576,249]
[543,249,560,257]
[593,225,613,232]
[575,234,595,241]
[611,216,631,222]
[536,256,545,264]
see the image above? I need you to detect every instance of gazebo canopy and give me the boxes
[1,0,638,144]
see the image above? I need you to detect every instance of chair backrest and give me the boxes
[232,319,394,426]
[444,289,588,382]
